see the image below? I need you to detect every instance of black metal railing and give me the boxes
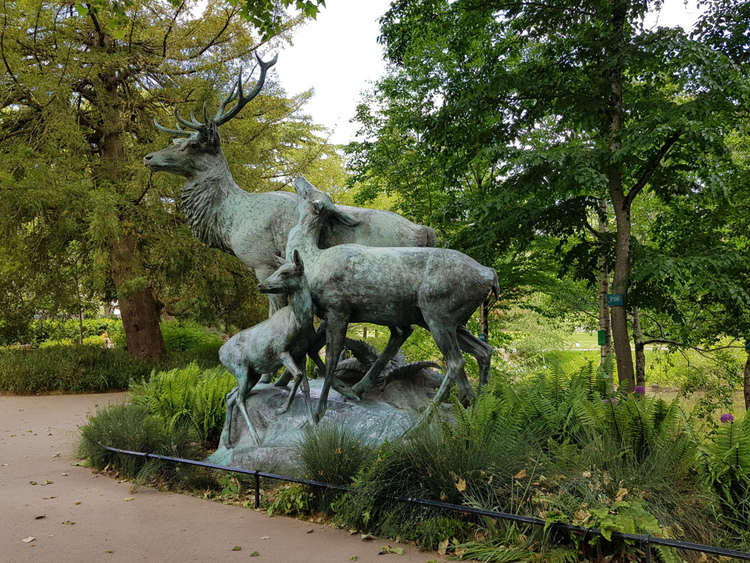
[100,445,750,563]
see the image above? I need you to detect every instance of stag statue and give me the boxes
[286,178,498,423]
[143,54,436,319]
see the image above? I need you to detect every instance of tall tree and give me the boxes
[353,0,749,390]
[0,0,337,355]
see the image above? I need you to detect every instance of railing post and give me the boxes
[254,471,261,509]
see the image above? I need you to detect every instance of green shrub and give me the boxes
[160,321,224,354]
[77,402,209,487]
[0,346,154,393]
[129,362,235,444]
[327,367,717,557]
[27,318,123,346]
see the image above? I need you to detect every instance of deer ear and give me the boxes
[293,249,304,273]
[330,207,360,227]
[272,254,285,267]
[293,176,312,197]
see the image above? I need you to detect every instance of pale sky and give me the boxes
[277,0,704,146]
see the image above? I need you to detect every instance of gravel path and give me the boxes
[0,393,447,563]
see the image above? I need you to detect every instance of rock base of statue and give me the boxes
[206,372,445,476]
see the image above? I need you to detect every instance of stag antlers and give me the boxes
[154,53,278,137]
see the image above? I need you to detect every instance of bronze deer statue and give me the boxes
[219,250,320,444]
[286,178,498,423]
[143,54,436,319]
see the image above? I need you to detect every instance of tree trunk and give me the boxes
[94,60,166,360]
[606,0,635,392]
[631,307,645,387]
[110,233,166,359]
[598,197,612,368]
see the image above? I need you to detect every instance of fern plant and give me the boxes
[130,362,235,444]
[697,415,750,532]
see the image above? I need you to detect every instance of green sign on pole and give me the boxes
[607,293,624,307]
[597,330,607,346]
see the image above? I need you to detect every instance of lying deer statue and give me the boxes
[219,250,321,444]
[143,54,436,319]
[287,178,498,423]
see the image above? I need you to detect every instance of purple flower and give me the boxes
[634,386,645,395]
[720,413,735,424]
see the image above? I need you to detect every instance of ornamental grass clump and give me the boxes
[77,402,207,487]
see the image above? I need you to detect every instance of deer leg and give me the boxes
[222,387,239,445]
[237,367,262,445]
[315,316,348,423]
[456,325,494,391]
[352,325,413,397]
[429,327,470,406]
[276,352,312,420]
[308,347,358,401]
[273,369,292,387]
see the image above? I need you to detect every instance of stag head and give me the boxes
[144,53,278,174]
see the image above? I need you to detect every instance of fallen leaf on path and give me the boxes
[306,529,314,534]
[438,539,449,556]
[250,551,259,557]
[378,545,404,555]
[41,480,53,485]
[260,536,270,540]
[29,481,37,485]
[22,537,35,543]
[61,473,68,476]
[123,497,134,501]
[34,514,46,520]
[42,497,56,500]
[361,533,376,541]
[231,546,242,551]
[62,521,75,525]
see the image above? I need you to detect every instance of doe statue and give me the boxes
[143,53,436,320]
[287,177,499,423]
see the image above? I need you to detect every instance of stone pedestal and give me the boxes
[207,374,444,476]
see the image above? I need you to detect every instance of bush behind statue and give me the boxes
[0,346,151,393]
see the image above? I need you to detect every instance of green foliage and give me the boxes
[129,363,235,444]
[77,402,206,484]
[0,346,153,393]
[159,321,224,354]
[299,423,375,486]
[265,483,313,517]
[324,367,721,557]
[697,416,750,535]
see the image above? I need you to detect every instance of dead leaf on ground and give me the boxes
[62,521,75,525]
[615,487,628,502]
[438,539,449,556]
[361,533,376,541]
[34,514,46,520]
[22,537,35,543]
[378,545,404,555]
[514,469,528,479]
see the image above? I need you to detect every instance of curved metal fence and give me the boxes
[101,445,750,563]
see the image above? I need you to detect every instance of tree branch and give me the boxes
[625,130,682,206]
